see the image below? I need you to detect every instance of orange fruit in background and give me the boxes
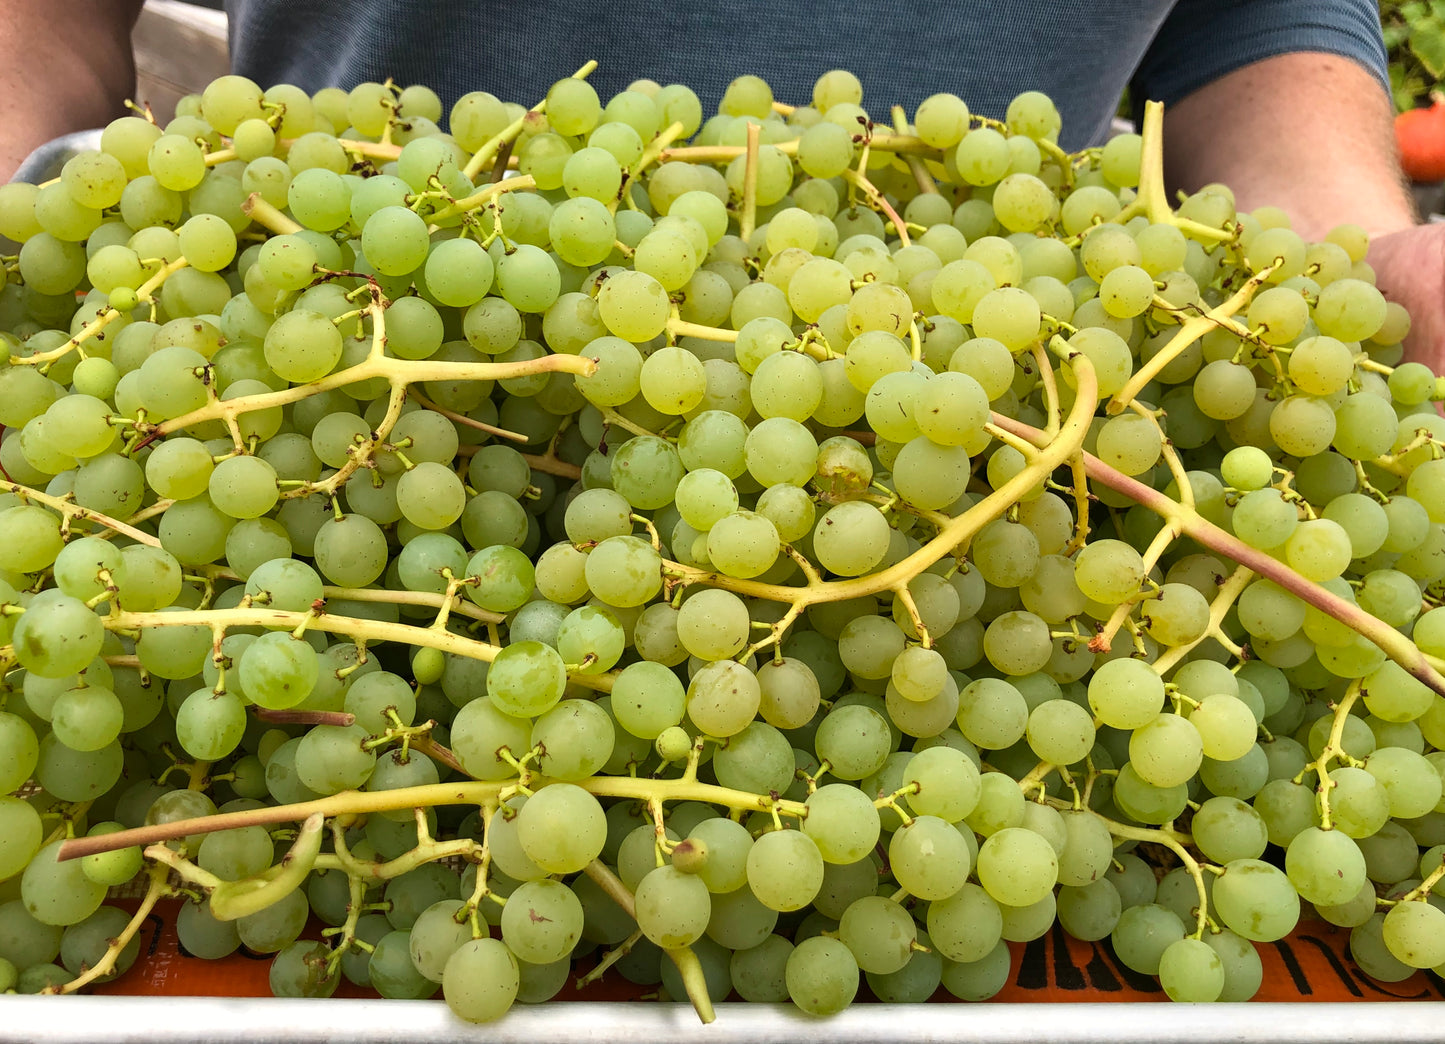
[1396,93,1445,182]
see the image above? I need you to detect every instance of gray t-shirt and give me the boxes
[223,0,1386,150]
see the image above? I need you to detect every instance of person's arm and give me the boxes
[0,0,147,181]
[1161,51,1414,239]
[1162,50,1445,367]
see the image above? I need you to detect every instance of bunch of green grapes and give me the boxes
[0,64,1444,1022]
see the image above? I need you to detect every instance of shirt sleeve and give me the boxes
[1130,0,1389,111]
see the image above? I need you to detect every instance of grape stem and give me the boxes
[460,802,499,937]
[50,864,173,995]
[520,448,582,481]
[579,859,715,1024]
[408,390,529,443]
[4,482,159,546]
[411,736,468,777]
[660,133,937,165]
[424,174,538,227]
[990,413,1445,697]
[739,122,761,243]
[841,169,910,247]
[254,708,355,727]
[1128,400,1192,505]
[321,874,371,974]
[461,61,597,180]
[11,256,190,369]
[314,584,503,625]
[241,192,303,235]
[1030,342,1063,438]
[1397,856,1445,903]
[667,316,739,343]
[322,818,479,883]
[104,604,616,692]
[1150,564,1254,677]
[1302,678,1363,831]
[1099,818,1212,940]
[1105,258,1283,414]
[150,309,595,442]
[1117,100,1237,244]
[57,776,808,861]
[661,355,1098,610]
[614,121,687,215]
[275,137,403,163]
[576,928,645,989]
[208,812,325,920]
[891,105,939,196]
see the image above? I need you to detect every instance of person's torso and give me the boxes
[223,0,1180,148]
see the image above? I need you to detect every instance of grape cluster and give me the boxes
[0,65,1444,1018]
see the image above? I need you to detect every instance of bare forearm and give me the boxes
[0,1,146,181]
[1161,52,1414,240]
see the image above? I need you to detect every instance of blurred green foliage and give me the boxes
[1382,1,1445,110]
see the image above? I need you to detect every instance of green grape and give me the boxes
[747,829,824,912]
[981,611,1052,676]
[955,678,1027,750]
[606,660,686,739]
[57,906,139,985]
[361,206,430,276]
[890,815,972,901]
[50,684,125,753]
[1158,936,1226,1002]
[405,898,471,984]
[1286,826,1367,906]
[422,237,494,307]
[514,782,607,873]
[197,824,274,882]
[0,797,43,882]
[269,940,339,999]
[43,395,116,459]
[344,671,416,733]
[1211,858,1300,942]
[0,712,38,797]
[1025,698,1096,766]
[500,879,584,963]
[207,454,279,520]
[800,783,881,865]
[927,882,1003,962]
[292,722,376,795]
[147,133,207,191]
[496,244,561,313]
[597,269,671,341]
[443,937,519,1023]
[812,501,890,577]
[312,514,389,587]
[1088,658,1165,730]
[263,308,342,383]
[975,826,1058,907]
[635,865,712,948]
[22,840,107,927]
[1191,796,1269,864]
[12,592,104,679]
[583,535,663,606]
[450,698,531,780]
[487,640,566,718]
[785,935,859,1015]
[237,631,318,711]
[610,435,686,510]
[992,172,1054,233]
[1313,277,1386,341]
[531,699,614,779]
[685,817,754,894]
[837,895,916,975]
